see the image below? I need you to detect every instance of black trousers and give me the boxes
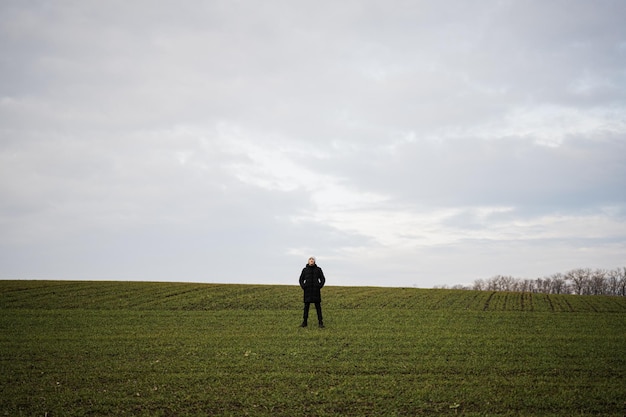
[303,302,323,324]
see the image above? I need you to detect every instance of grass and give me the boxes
[1,280,625,416]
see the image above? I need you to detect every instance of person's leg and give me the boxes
[315,302,323,327]
[301,302,311,327]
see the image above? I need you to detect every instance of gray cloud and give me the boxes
[1,1,625,287]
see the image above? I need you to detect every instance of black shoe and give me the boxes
[300,322,307,327]
[319,322,325,328]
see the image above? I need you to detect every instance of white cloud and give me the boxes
[1,0,625,287]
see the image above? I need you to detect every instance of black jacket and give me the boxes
[299,264,326,303]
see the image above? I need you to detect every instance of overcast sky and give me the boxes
[1,1,625,288]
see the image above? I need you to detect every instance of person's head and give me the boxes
[308,256,316,266]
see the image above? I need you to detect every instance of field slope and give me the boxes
[1,280,625,416]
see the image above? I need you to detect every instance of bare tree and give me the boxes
[450,267,624,296]
[472,278,486,291]
[617,267,626,296]
[589,269,608,295]
[451,284,470,290]
[549,273,568,294]
[486,276,499,291]
[534,278,547,293]
[567,268,591,295]
[501,275,516,291]
[519,278,535,293]
[606,269,620,296]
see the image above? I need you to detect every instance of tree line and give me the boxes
[441,267,626,296]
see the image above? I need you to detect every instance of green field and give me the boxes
[1,281,625,416]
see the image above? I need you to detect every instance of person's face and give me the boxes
[308,257,315,266]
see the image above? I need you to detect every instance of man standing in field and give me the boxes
[299,256,325,328]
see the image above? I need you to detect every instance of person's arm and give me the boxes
[318,268,326,288]
[299,270,305,288]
